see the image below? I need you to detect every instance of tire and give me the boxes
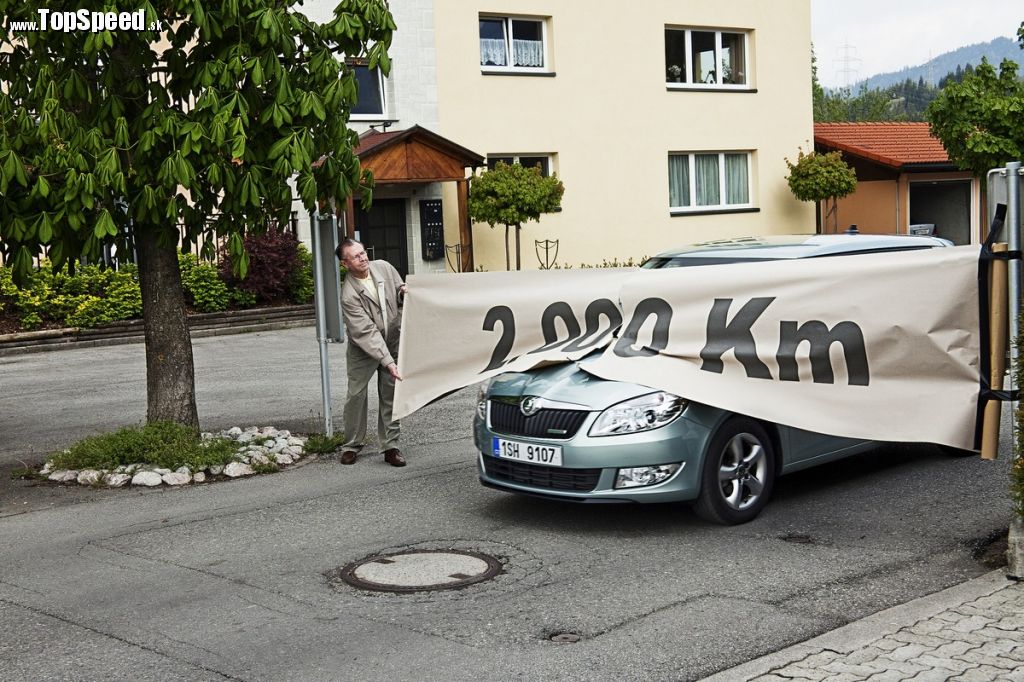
[692,417,776,525]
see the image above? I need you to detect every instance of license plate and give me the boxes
[491,437,563,467]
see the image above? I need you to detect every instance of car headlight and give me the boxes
[589,392,685,436]
[475,380,492,421]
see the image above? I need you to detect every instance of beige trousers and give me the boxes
[342,343,400,451]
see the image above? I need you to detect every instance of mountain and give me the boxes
[858,36,1022,91]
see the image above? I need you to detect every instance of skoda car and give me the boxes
[473,233,954,525]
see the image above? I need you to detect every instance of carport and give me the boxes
[814,122,981,244]
[345,125,484,276]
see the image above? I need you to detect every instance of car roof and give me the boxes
[643,233,952,265]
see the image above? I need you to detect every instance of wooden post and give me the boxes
[981,242,1008,460]
[456,178,474,273]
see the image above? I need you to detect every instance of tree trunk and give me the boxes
[515,224,521,270]
[504,224,511,271]
[135,228,200,432]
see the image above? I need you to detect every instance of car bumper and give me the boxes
[473,409,717,503]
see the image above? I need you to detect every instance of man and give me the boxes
[336,238,407,467]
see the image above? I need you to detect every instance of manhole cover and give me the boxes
[339,549,503,593]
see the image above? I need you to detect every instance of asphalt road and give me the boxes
[0,328,1014,681]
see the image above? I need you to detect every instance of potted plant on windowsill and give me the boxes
[667,64,682,82]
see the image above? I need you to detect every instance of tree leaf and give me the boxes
[36,212,53,243]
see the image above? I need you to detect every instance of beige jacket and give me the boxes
[340,260,405,367]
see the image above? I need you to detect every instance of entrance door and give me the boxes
[909,180,971,245]
[355,199,408,278]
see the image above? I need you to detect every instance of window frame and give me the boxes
[668,151,754,214]
[664,27,751,90]
[486,154,554,177]
[348,60,388,121]
[479,14,550,74]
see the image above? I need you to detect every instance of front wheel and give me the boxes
[692,417,776,525]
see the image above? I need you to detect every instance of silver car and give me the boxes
[473,233,954,524]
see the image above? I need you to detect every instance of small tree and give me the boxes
[468,161,564,270]
[0,0,395,431]
[785,148,857,233]
[926,58,1024,179]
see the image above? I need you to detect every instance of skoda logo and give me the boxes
[520,396,540,416]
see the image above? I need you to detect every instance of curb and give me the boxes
[699,569,1013,681]
[0,307,314,356]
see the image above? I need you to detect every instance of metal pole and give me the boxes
[1007,162,1022,454]
[310,211,333,437]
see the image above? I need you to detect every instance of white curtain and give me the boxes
[725,154,749,204]
[480,39,508,66]
[668,155,690,207]
[695,154,720,206]
[512,39,544,67]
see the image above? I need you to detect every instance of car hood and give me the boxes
[487,359,658,410]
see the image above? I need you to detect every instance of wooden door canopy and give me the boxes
[355,124,484,183]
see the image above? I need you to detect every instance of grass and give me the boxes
[9,467,40,480]
[304,432,346,455]
[45,421,238,472]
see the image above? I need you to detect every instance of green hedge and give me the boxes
[1,239,314,331]
[0,262,143,329]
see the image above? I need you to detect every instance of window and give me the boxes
[668,152,751,211]
[487,154,552,177]
[664,28,748,87]
[350,62,386,118]
[479,16,547,71]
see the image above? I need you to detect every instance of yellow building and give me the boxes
[303,0,816,274]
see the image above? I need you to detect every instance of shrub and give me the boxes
[304,432,346,454]
[288,243,314,304]
[179,253,230,313]
[46,421,238,472]
[230,287,258,307]
[0,261,141,329]
[221,228,301,304]
[552,256,646,269]
[1,234,307,333]
[66,268,142,326]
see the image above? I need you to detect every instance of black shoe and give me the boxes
[383,449,406,467]
[340,450,358,465]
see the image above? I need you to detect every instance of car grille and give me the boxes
[488,401,588,439]
[482,457,601,492]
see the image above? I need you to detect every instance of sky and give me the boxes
[811,0,1022,88]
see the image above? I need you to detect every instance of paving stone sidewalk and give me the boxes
[702,570,1024,681]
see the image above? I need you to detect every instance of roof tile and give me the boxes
[814,122,949,168]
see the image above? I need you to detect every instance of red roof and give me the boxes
[814,122,950,169]
[354,129,404,156]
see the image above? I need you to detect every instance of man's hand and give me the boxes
[387,362,403,381]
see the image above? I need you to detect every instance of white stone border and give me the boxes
[39,426,308,488]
